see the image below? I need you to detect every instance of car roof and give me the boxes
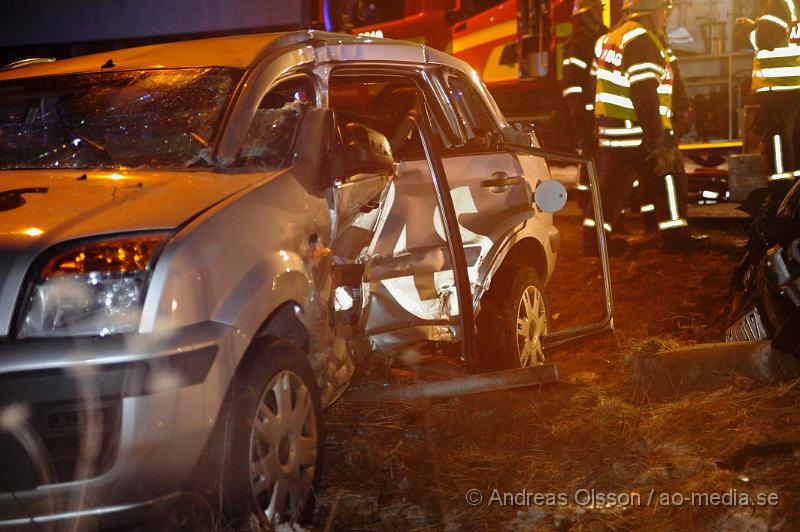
[0,30,473,81]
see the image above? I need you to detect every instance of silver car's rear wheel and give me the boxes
[476,264,549,370]
[516,284,547,367]
[250,369,318,522]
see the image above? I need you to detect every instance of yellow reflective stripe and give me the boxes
[660,105,673,117]
[622,27,647,44]
[577,184,590,191]
[598,125,643,136]
[641,203,655,212]
[769,173,794,180]
[563,57,589,69]
[627,62,664,74]
[584,219,613,232]
[775,135,785,174]
[594,35,607,58]
[760,66,800,77]
[759,14,790,30]
[657,84,673,94]
[756,46,800,59]
[599,138,642,147]
[665,174,679,221]
[701,190,720,199]
[585,103,595,111]
[562,86,584,96]
[629,71,659,84]
[755,84,800,92]
[597,92,634,109]
[658,219,688,230]
[597,68,631,87]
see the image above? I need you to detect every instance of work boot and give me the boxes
[660,229,709,254]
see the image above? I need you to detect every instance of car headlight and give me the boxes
[18,234,167,338]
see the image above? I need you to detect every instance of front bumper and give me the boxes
[0,322,247,529]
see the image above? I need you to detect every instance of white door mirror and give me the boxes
[534,179,567,213]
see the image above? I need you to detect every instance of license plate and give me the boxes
[725,306,769,342]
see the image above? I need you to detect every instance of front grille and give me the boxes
[0,369,122,491]
[33,398,122,484]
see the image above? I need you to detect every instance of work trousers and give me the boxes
[582,144,689,236]
[756,93,800,208]
[575,124,598,210]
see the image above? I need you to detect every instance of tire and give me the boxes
[477,265,549,370]
[216,338,323,527]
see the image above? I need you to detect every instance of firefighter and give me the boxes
[560,0,608,209]
[636,31,690,233]
[738,1,800,210]
[582,0,706,254]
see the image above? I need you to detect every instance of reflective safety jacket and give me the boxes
[561,21,609,116]
[593,20,674,148]
[751,0,800,93]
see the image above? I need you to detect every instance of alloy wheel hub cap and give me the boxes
[250,369,317,523]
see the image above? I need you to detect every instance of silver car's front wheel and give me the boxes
[516,284,548,367]
[250,369,318,522]
[215,339,323,527]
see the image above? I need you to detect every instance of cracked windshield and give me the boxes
[0,68,241,169]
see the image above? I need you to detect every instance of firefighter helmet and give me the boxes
[622,0,673,15]
[573,0,603,16]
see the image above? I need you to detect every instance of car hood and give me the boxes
[0,168,271,336]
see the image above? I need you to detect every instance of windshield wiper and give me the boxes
[70,134,113,163]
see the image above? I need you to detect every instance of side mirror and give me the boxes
[341,122,394,177]
[503,126,532,148]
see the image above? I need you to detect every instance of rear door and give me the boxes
[434,68,535,290]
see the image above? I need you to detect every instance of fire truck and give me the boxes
[322,1,627,151]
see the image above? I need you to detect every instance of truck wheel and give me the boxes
[477,265,549,369]
[218,339,323,527]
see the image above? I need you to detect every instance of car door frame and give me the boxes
[320,62,479,365]
[428,65,536,301]
[429,66,615,354]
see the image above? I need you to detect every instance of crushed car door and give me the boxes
[327,71,464,349]
[326,109,393,340]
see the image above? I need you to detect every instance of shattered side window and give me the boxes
[237,101,309,169]
[0,68,241,169]
[236,75,316,169]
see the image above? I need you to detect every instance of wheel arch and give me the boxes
[487,236,549,291]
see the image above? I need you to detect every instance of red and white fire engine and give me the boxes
[322,1,627,151]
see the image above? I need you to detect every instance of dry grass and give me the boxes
[316,221,800,531]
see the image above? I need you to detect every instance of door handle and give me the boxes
[481,174,523,189]
[360,192,384,213]
[360,200,381,213]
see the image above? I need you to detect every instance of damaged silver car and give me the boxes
[0,31,572,528]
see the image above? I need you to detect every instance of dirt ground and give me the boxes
[314,213,800,531]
